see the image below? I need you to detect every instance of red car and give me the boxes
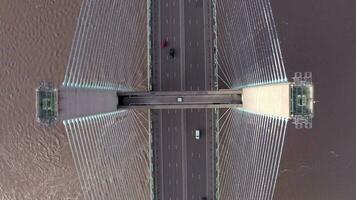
[161,39,168,48]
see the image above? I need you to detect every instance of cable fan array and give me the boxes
[216,0,289,199]
[63,0,148,91]
[61,1,152,199]
[63,110,150,200]
[217,109,287,200]
[217,0,287,89]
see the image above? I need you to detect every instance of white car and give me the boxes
[195,129,201,140]
[177,97,183,103]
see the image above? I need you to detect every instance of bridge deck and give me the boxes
[151,0,216,199]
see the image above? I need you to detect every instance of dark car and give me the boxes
[169,48,175,59]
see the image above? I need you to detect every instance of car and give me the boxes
[195,129,201,140]
[161,39,168,48]
[177,97,183,103]
[169,48,175,59]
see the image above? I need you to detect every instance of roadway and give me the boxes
[151,0,215,199]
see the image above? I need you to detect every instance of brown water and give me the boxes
[0,0,84,199]
[272,0,356,199]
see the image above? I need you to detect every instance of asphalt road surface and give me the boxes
[151,0,215,199]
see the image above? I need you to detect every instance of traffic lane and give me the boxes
[186,109,209,199]
[155,0,184,199]
[151,109,183,200]
[152,0,162,90]
[152,110,163,198]
[160,0,181,91]
[184,0,206,91]
[162,109,183,200]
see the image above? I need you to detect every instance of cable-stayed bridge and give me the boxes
[34,0,314,199]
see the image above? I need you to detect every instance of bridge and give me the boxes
[36,0,314,199]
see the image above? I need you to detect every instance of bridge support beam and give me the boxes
[117,90,242,109]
